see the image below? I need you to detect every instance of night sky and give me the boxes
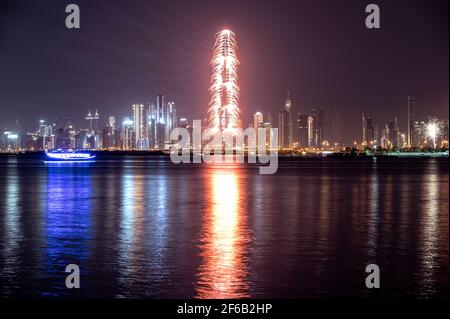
[0,0,448,144]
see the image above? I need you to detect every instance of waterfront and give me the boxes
[0,156,448,298]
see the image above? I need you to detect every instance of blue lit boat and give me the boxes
[44,149,96,162]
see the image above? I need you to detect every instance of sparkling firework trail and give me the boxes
[208,29,240,135]
[423,117,444,149]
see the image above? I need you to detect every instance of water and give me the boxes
[0,156,448,298]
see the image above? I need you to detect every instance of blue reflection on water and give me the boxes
[43,163,92,297]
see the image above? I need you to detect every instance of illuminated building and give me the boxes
[55,118,75,149]
[362,113,367,146]
[307,115,314,148]
[297,113,308,148]
[86,109,100,133]
[362,113,378,148]
[407,96,415,147]
[157,94,165,124]
[308,108,324,148]
[102,116,118,149]
[1,130,20,152]
[133,104,149,150]
[278,109,289,148]
[121,117,134,150]
[208,28,240,140]
[253,111,264,145]
[285,92,294,146]
[263,122,273,149]
[165,101,177,143]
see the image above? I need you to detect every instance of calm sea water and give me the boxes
[0,156,448,298]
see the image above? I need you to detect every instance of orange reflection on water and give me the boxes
[196,169,251,298]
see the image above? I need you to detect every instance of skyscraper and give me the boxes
[362,113,367,146]
[308,108,324,148]
[55,118,74,149]
[278,109,289,148]
[165,101,177,142]
[157,94,165,124]
[407,96,415,147]
[133,104,149,150]
[208,29,240,135]
[331,108,342,147]
[297,113,308,148]
[285,92,294,146]
[121,117,134,150]
[366,116,378,148]
[85,109,99,133]
[253,111,264,145]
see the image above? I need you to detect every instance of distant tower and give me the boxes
[407,96,415,147]
[285,91,294,146]
[85,109,99,132]
[362,113,367,146]
[166,101,177,141]
[86,109,94,132]
[253,111,264,144]
[133,104,149,150]
[93,109,99,132]
[297,113,308,148]
[157,94,165,124]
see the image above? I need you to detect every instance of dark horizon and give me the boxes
[0,0,448,145]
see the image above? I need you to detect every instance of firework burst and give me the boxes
[419,117,445,148]
[208,29,240,136]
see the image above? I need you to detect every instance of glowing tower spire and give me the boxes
[208,28,240,135]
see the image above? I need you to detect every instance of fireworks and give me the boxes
[422,117,445,149]
[208,29,240,135]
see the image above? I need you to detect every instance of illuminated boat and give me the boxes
[45,149,96,162]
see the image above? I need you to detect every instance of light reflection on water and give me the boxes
[0,157,448,298]
[195,170,251,298]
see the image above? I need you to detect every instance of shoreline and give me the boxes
[0,150,448,160]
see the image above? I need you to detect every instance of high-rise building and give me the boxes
[285,92,294,146]
[331,108,342,147]
[263,122,273,148]
[362,113,367,146]
[55,118,74,149]
[121,117,134,150]
[366,116,378,148]
[380,127,389,149]
[157,94,165,124]
[307,114,314,148]
[253,111,264,145]
[386,120,395,149]
[362,114,378,148]
[308,108,324,148]
[165,101,177,142]
[207,29,240,134]
[86,109,100,132]
[393,116,400,148]
[297,113,308,148]
[278,109,289,148]
[133,104,149,150]
[407,96,415,147]
[102,116,117,149]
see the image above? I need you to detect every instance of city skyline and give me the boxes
[0,0,448,304]
[0,0,448,145]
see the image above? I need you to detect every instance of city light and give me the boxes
[208,29,240,135]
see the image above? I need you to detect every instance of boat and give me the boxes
[44,149,96,162]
